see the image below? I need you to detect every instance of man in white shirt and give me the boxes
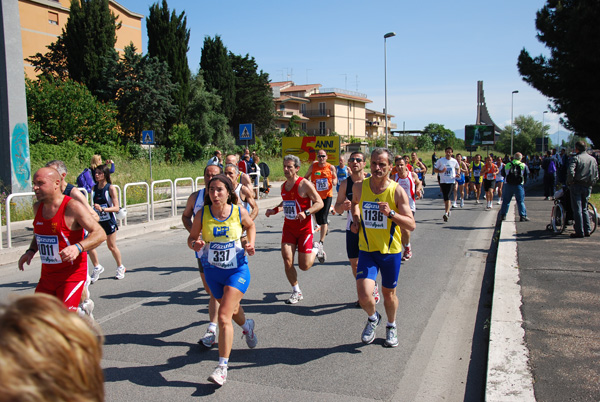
[433,147,460,222]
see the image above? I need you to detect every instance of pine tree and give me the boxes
[230,53,274,136]
[147,0,190,124]
[518,0,600,146]
[63,0,119,102]
[200,35,236,122]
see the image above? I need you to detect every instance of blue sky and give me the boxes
[117,0,569,140]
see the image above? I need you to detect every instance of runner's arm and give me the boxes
[64,200,106,263]
[240,207,255,256]
[69,186,99,221]
[242,186,259,220]
[18,203,41,270]
[331,165,338,189]
[350,181,363,233]
[181,191,199,232]
[334,180,349,214]
[304,164,313,180]
[299,179,324,218]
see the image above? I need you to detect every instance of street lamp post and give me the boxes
[510,90,519,156]
[542,110,548,154]
[384,31,396,149]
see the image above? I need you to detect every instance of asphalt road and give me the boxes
[0,183,497,401]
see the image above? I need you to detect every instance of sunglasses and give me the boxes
[348,158,363,162]
[317,154,327,158]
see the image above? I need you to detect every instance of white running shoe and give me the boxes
[373,283,381,304]
[384,325,399,348]
[402,246,412,261]
[452,202,458,208]
[241,318,258,349]
[90,265,104,284]
[460,199,464,208]
[317,242,326,263]
[361,312,381,344]
[497,200,502,205]
[286,290,303,304]
[208,365,227,386]
[199,328,216,348]
[115,265,126,280]
[81,298,94,319]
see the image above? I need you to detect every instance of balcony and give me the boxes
[306,128,332,136]
[302,109,332,118]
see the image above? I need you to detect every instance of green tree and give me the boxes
[422,123,456,150]
[229,53,274,136]
[63,0,119,102]
[147,0,190,124]
[25,35,69,80]
[110,45,178,144]
[186,72,230,148]
[283,115,305,137]
[416,133,434,151]
[517,0,600,147]
[26,76,119,145]
[496,115,544,156]
[200,35,236,122]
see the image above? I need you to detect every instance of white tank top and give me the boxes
[394,173,415,212]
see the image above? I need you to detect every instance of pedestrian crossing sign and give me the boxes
[141,130,155,145]
[239,124,253,141]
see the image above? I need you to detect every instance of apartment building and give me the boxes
[271,81,382,141]
[365,108,396,139]
[19,0,143,78]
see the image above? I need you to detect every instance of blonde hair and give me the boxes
[90,155,103,170]
[0,294,104,402]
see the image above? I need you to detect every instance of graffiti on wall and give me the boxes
[11,123,31,192]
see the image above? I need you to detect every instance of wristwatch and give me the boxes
[304,210,311,216]
[388,210,396,219]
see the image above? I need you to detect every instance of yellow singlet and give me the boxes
[358,177,402,254]
[201,204,245,269]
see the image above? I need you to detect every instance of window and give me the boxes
[349,102,352,112]
[350,122,352,131]
[319,102,326,115]
[319,122,326,135]
[48,12,59,25]
[301,123,307,132]
[300,104,306,114]
[279,104,285,111]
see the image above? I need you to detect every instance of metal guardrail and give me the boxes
[123,182,150,226]
[150,179,174,220]
[1,174,264,249]
[4,192,35,249]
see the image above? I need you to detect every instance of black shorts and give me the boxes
[315,197,332,225]
[346,229,359,259]
[440,183,454,201]
[197,258,204,274]
[483,179,495,192]
[99,220,118,235]
[464,175,471,183]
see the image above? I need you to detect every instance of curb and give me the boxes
[485,202,536,401]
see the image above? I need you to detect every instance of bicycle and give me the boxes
[547,186,598,235]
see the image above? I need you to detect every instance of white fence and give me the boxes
[1,173,257,249]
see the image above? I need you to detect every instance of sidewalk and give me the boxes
[488,181,600,401]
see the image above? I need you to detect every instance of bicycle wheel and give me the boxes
[551,202,566,234]
[587,202,598,235]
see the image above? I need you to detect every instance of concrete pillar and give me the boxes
[0,0,31,194]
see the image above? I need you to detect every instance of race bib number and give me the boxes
[35,235,61,264]
[208,241,237,269]
[316,178,329,192]
[362,201,387,230]
[486,173,495,180]
[474,170,481,177]
[283,200,297,220]
[97,203,110,221]
[444,164,453,177]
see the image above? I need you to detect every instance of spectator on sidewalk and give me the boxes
[499,152,530,222]
[542,151,557,200]
[567,141,599,238]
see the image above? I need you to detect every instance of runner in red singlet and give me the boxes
[18,168,106,311]
[265,155,324,304]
